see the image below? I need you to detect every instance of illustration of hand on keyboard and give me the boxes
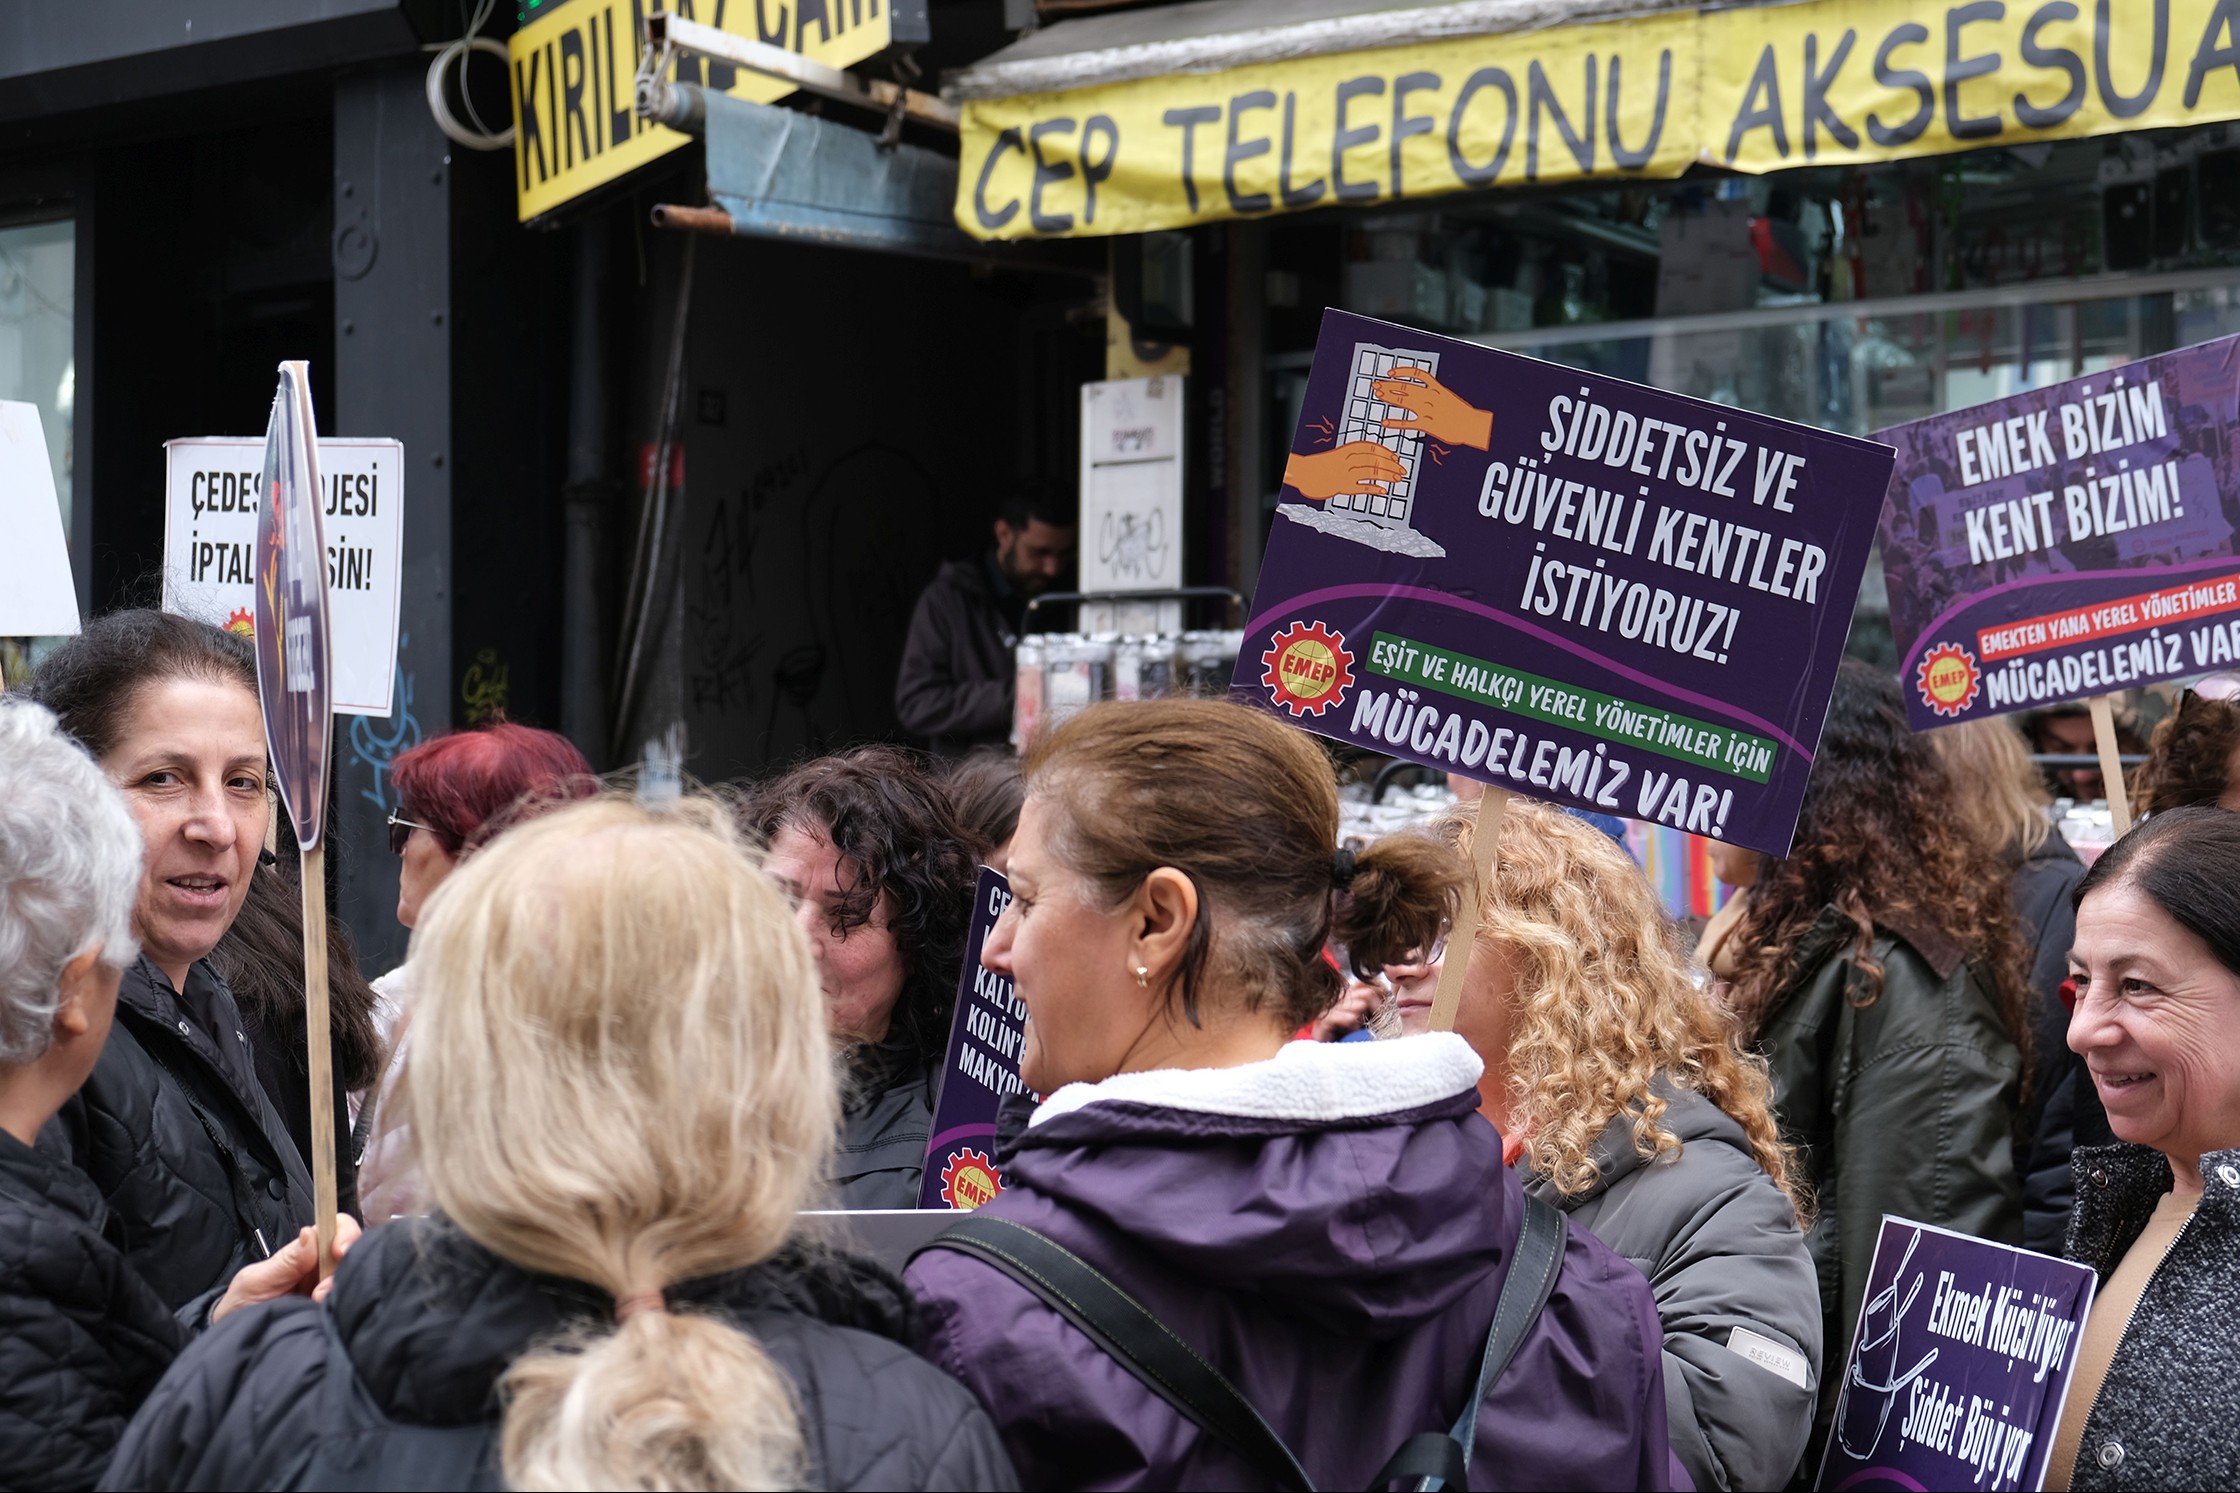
[1284,442,1408,502]
[1371,367,1492,451]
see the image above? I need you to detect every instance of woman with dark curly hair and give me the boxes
[744,747,978,1208]
[2133,676,2240,815]
[1713,659,2031,1414]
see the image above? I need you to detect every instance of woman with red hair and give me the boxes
[359,720,594,1216]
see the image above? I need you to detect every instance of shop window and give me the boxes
[0,214,74,681]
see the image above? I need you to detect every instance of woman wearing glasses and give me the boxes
[356,721,593,1217]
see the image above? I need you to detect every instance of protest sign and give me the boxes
[919,867,1027,1211]
[1819,1217,2097,1492]
[0,401,78,651]
[1877,334,2240,738]
[163,436,404,717]
[251,363,341,1275]
[1234,309,1893,860]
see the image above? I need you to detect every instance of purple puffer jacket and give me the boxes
[905,1034,1679,1491]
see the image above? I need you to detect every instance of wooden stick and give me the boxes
[1429,787,1509,1033]
[2088,694,2133,838]
[299,842,339,1279]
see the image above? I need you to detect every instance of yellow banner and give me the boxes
[958,0,2240,240]
[510,0,894,223]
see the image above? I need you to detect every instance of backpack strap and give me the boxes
[1368,1193,1569,1492]
[915,1213,1317,1491]
[915,1195,1568,1493]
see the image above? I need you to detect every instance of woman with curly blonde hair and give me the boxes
[1417,796,1821,1492]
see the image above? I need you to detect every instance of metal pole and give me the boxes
[562,221,611,767]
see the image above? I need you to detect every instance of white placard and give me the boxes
[0,400,81,639]
[1079,375,1184,595]
[162,437,404,717]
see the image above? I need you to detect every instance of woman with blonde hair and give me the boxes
[102,795,1015,1492]
[1420,797,1820,1492]
[1928,715,2100,1251]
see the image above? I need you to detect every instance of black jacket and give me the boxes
[2061,1143,2240,1490]
[102,1216,1019,1492]
[2011,830,2113,1253]
[0,1130,182,1491]
[1753,907,2023,1374]
[40,959,315,1320]
[894,556,1022,755]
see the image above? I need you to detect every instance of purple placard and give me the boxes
[1819,1217,2097,1492]
[1877,334,2240,731]
[252,362,332,851]
[917,867,1026,1211]
[1235,310,1892,857]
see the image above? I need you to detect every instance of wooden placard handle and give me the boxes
[1429,787,1509,1033]
[2088,694,2133,838]
[299,843,339,1280]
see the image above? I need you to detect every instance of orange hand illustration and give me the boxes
[1373,367,1492,451]
[1284,441,1407,501]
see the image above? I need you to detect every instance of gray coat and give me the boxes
[2060,1142,2240,1490]
[1525,1080,1822,1492]
[834,1042,938,1210]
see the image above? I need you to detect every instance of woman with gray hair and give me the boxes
[0,701,340,1489]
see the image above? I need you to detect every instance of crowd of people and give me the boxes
[1,608,2237,1490]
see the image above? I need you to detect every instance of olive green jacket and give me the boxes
[1753,905,2023,1383]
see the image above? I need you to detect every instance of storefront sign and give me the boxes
[510,0,895,222]
[162,437,405,718]
[0,401,79,640]
[958,0,2240,240]
[1877,333,2240,730]
[1818,1217,2096,1492]
[1235,310,1891,857]
[918,867,1026,1211]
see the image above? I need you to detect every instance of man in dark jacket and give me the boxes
[895,489,1074,755]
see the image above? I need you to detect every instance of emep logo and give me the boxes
[1917,642,1982,717]
[1262,621,1356,718]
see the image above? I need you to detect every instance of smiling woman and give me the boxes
[21,611,316,1319]
[2048,807,2240,1491]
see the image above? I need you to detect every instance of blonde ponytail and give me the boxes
[403,795,839,1491]
[502,1312,804,1491]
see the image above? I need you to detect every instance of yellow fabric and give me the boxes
[2046,1187,2200,1492]
[958,0,2240,240]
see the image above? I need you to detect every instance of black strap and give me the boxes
[916,1195,1568,1493]
[918,1213,1316,1490]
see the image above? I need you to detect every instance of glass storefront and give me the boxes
[0,213,75,678]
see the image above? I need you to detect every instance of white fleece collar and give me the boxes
[1029,1032,1483,1128]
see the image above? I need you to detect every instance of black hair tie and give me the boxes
[1331,846,1358,889]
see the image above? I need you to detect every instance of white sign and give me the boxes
[162,437,404,717]
[0,401,81,639]
[1079,376,1184,595]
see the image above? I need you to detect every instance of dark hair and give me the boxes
[21,609,257,759]
[2133,695,2240,815]
[1026,698,1464,1030]
[2075,805,2240,977]
[209,853,384,1092]
[1729,660,2032,1056]
[743,746,978,1068]
[940,749,1024,855]
[391,719,597,856]
[998,481,1075,534]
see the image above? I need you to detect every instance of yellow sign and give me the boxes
[510,0,894,222]
[958,0,2240,240]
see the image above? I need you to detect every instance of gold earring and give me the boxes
[1135,964,1150,988]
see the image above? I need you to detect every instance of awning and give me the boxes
[950,0,2240,241]
[700,89,973,257]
